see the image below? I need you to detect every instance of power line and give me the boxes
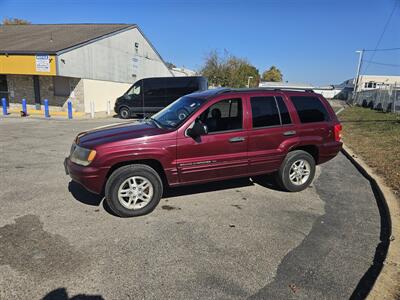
[363,47,400,52]
[364,1,399,72]
[362,59,400,68]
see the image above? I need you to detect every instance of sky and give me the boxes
[1,0,400,85]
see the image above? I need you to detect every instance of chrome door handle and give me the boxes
[229,137,245,143]
[283,130,296,136]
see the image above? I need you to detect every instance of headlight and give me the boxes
[70,144,96,166]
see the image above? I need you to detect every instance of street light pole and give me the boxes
[247,76,253,88]
[353,50,364,102]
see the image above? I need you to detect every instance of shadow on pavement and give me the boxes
[68,173,283,216]
[68,181,103,206]
[42,288,103,300]
[164,173,283,199]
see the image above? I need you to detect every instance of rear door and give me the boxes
[289,94,332,143]
[247,93,296,174]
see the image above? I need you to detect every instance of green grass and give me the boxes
[339,107,400,196]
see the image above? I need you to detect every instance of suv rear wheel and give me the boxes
[119,107,130,119]
[105,164,163,217]
[276,150,315,192]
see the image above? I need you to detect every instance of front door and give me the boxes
[177,97,248,184]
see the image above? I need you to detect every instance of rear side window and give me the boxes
[290,96,329,123]
[250,96,291,128]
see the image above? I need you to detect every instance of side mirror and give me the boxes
[187,122,208,138]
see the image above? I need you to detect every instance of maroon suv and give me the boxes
[65,88,342,217]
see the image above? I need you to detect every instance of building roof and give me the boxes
[0,24,136,54]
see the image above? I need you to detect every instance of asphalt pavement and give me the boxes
[0,117,381,299]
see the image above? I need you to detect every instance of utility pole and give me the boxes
[247,76,253,88]
[353,50,364,102]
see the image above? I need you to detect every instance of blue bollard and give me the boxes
[44,99,50,118]
[1,98,7,115]
[67,101,73,119]
[22,98,27,114]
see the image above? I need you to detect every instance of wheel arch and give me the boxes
[288,144,319,164]
[118,106,131,117]
[105,159,168,191]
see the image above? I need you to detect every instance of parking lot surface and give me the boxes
[0,117,381,299]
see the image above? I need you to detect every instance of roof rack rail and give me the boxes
[273,88,314,93]
[214,88,232,94]
[206,87,315,98]
[216,87,315,93]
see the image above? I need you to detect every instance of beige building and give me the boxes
[355,75,400,92]
[0,24,173,113]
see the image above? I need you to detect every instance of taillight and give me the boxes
[334,124,342,142]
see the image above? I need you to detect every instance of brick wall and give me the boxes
[6,75,35,105]
[6,75,85,112]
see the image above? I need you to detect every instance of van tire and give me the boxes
[119,107,130,119]
[276,150,316,192]
[105,164,163,217]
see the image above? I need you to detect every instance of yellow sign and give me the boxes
[0,54,56,76]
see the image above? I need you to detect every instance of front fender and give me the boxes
[93,140,178,185]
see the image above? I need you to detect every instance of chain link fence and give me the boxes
[351,83,400,113]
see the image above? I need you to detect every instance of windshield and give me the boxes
[150,95,206,128]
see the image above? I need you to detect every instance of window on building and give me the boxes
[365,81,377,89]
[54,77,70,97]
[290,96,330,123]
[200,98,242,133]
[250,96,281,128]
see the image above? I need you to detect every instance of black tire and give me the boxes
[119,107,130,119]
[276,150,316,192]
[105,164,163,217]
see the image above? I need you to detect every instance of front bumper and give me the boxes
[64,157,107,194]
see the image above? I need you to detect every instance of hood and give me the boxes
[76,121,170,148]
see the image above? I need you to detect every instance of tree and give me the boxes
[200,50,260,88]
[2,17,31,25]
[262,66,283,82]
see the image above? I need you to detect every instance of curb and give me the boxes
[342,145,400,299]
[7,109,86,118]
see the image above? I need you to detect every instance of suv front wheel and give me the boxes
[105,164,163,217]
[276,150,316,192]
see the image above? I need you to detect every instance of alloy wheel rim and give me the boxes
[117,176,154,210]
[289,159,311,186]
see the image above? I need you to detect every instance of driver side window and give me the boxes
[127,84,141,97]
[200,98,242,133]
